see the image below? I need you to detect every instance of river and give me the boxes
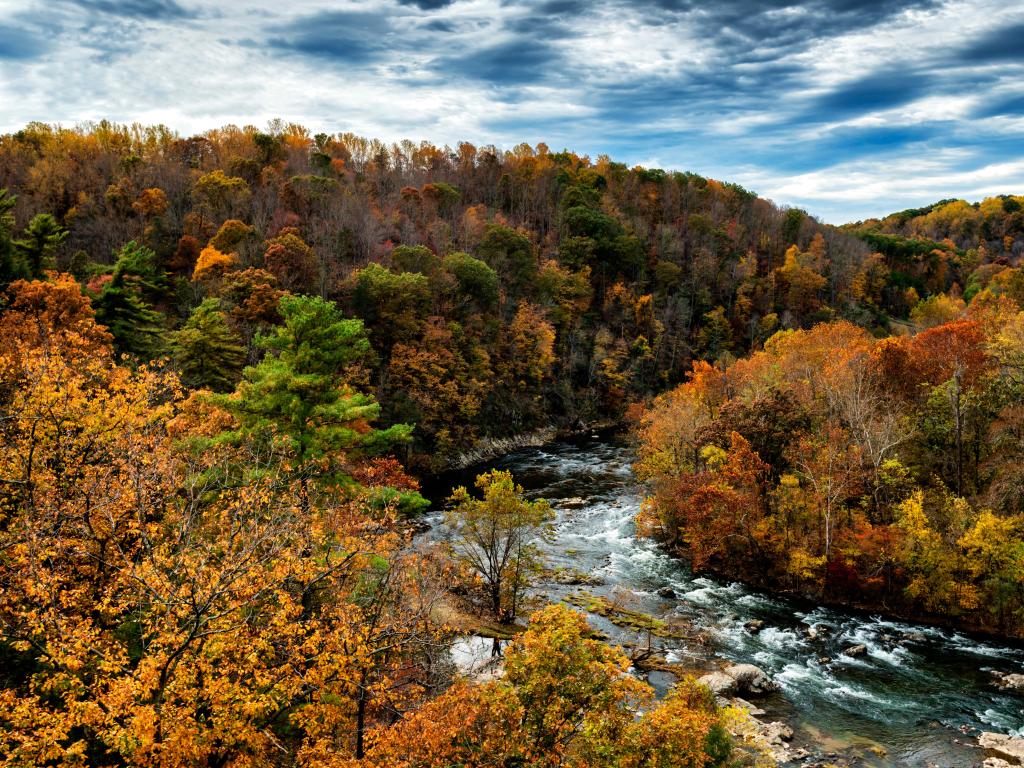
[425,437,1024,767]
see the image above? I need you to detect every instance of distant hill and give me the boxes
[0,122,1012,464]
[847,195,1024,255]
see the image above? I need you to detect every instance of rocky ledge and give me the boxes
[698,662,780,698]
[979,732,1024,767]
[991,670,1024,691]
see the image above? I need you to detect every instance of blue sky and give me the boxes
[1,0,1023,223]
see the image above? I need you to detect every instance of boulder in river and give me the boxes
[697,671,738,697]
[730,696,766,716]
[744,619,765,634]
[979,732,1024,765]
[803,623,829,640]
[657,586,677,599]
[842,643,868,658]
[991,671,1024,691]
[558,497,588,509]
[724,663,779,696]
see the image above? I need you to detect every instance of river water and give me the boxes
[426,437,1024,767]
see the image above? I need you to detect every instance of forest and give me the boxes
[2,120,1024,764]
[637,197,1024,636]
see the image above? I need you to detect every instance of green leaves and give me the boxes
[211,294,412,489]
[445,469,554,622]
[93,241,167,359]
[171,299,246,392]
[13,213,67,277]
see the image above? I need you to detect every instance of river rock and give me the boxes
[992,671,1024,691]
[979,732,1024,765]
[698,671,738,697]
[842,643,868,658]
[657,586,677,599]
[724,663,779,696]
[817,656,832,665]
[558,497,588,509]
[762,721,794,744]
[744,619,765,633]
[723,704,794,764]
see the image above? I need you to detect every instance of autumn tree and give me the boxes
[0,188,22,287]
[367,604,729,768]
[445,470,553,623]
[192,168,250,225]
[0,310,440,766]
[787,424,864,563]
[264,228,319,293]
[353,262,431,353]
[386,318,488,465]
[476,223,537,297]
[208,217,254,253]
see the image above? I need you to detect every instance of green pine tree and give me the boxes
[13,213,67,278]
[171,299,246,392]
[0,189,28,289]
[94,241,166,359]
[210,294,415,506]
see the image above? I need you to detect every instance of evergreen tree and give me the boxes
[93,242,166,359]
[0,189,27,289]
[171,299,246,392]
[211,294,414,502]
[13,213,67,277]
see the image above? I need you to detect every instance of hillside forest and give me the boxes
[2,120,1024,765]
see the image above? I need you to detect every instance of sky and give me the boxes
[0,0,1023,223]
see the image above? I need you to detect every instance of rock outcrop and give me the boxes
[979,732,1024,766]
[991,671,1024,691]
[724,663,780,696]
[698,671,738,697]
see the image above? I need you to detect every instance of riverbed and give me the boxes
[424,437,1024,767]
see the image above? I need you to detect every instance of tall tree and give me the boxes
[170,298,246,391]
[445,469,553,623]
[92,241,166,359]
[13,213,67,278]
[210,294,413,505]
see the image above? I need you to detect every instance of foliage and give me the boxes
[637,314,1024,634]
[207,294,414,500]
[170,298,246,391]
[445,470,553,622]
[0,278,440,766]
[367,604,729,768]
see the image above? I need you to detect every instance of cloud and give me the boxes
[811,71,935,119]
[396,0,457,9]
[1,0,1023,223]
[974,93,1024,118]
[266,10,395,65]
[0,23,49,60]
[956,20,1024,63]
[440,37,564,85]
[68,0,197,19]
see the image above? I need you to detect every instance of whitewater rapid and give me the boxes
[427,438,1024,766]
